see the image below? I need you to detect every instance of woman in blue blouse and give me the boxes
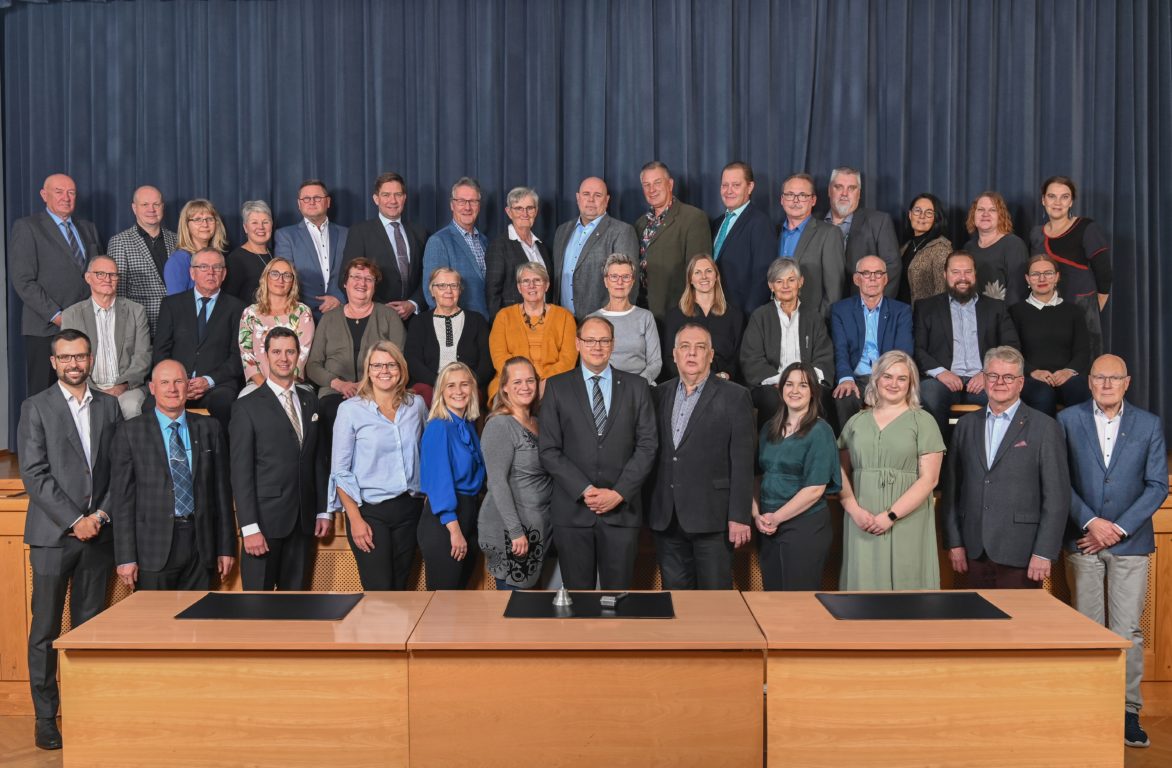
[419,362,486,590]
[329,340,427,590]
[753,362,841,590]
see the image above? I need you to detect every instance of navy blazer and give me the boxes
[273,220,348,314]
[712,203,776,315]
[829,296,914,383]
[1058,401,1168,555]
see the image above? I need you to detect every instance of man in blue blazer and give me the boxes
[422,177,490,319]
[712,162,776,315]
[273,179,348,321]
[829,255,913,428]
[1058,354,1168,749]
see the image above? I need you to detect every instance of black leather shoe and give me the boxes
[34,717,62,750]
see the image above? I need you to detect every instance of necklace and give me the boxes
[522,305,547,330]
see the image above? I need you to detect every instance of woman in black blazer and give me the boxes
[405,267,493,404]
[484,186,554,317]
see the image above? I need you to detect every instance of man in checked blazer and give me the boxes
[552,176,640,319]
[539,316,658,590]
[230,328,330,591]
[107,185,177,334]
[110,359,236,591]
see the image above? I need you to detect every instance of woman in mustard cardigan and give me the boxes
[488,262,577,400]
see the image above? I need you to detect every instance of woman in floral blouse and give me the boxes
[238,257,314,395]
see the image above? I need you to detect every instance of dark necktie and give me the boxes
[62,219,85,268]
[168,422,195,518]
[197,297,210,343]
[591,375,606,435]
[390,221,411,285]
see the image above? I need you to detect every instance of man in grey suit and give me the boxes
[273,179,348,320]
[61,256,152,418]
[777,173,845,317]
[552,176,639,319]
[539,316,658,589]
[18,329,122,750]
[108,185,177,334]
[943,346,1070,588]
[1058,354,1168,749]
[10,173,103,394]
[824,167,901,296]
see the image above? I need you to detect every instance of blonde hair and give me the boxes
[863,350,922,409]
[490,357,540,418]
[678,254,728,316]
[255,257,301,314]
[429,362,480,422]
[355,341,412,407]
[177,199,228,253]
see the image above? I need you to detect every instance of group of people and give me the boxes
[9,162,1162,750]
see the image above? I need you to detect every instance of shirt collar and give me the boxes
[136,224,162,240]
[450,219,480,239]
[1093,400,1125,420]
[986,398,1022,421]
[507,223,541,244]
[948,294,978,308]
[725,201,751,217]
[825,211,855,226]
[154,407,188,432]
[677,374,710,398]
[1026,292,1063,309]
[266,378,297,400]
[193,288,221,303]
[46,209,70,226]
[577,213,606,229]
[58,381,93,407]
[378,212,401,227]
[581,364,613,383]
[782,215,811,233]
[303,217,329,231]
[859,296,883,313]
[91,296,116,314]
[774,299,801,315]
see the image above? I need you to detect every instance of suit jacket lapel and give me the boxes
[38,212,75,260]
[676,380,718,448]
[792,219,816,262]
[989,408,1028,470]
[574,217,609,278]
[292,225,324,284]
[328,224,345,279]
[147,418,173,492]
[601,371,623,440]
[51,392,90,467]
[1076,405,1107,474]
[113,300,130,370]
[1104,406,1135,478]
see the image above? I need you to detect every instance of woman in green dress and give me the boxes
[837,350,945,590]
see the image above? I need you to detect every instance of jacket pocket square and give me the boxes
[311,413,319,422]
[1013,440,1028,448]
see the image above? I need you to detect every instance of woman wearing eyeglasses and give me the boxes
[898,193,952,304]
[962,191,1028,305]
[404,267,493,406]
[329,341,427,590]
[589,253,661,384]
[238,257,314,396]
[488,262,577,401]
[163,199,229,294]
[1009,254,1091,416]
[484,187,553,317]
[223,200,275,303]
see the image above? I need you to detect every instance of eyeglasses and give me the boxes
[188,216,216,225]
[1089,374,1128,385]
[676,343,711,354]
[348,275,376,284]
[518,278,545,287]
[192,264,226,273]
[781,192,813,201]
[910,207,935,218]
[857,270,887,280]
[605,273,634,283]
[983,372,1021,384]
[298,195,327,204]
[268,270,295,281]
[432,282,460,291]
[54,353,90,363]
[89,270,120,281]
[1027,270,1057,279]
[369,361,400,372]
[578,337,614,348]
[451,197,481,208]
[510,205,537,215]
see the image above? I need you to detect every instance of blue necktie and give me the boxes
[168,422,195,519]
[62,219,85,269]
[713,211,736,259]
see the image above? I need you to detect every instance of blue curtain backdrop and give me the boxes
[4,0,1171,437]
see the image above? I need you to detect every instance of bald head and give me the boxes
[853,255,889,302]
[576,177,610,224]
[1088,354,1130,414]
[131,185,165,232]
[1090,354,1128,377]
[40,174,77,218]
[149,359,190,418]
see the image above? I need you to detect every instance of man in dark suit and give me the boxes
[539,316,658,589]
[1058,354,1168,749]
[824,167,901,296]
[341,172,427,321]
[151,247,245,432]
[111,359,236,591]
[914,250,1021,437]
[712,161,777,315]
[650,324,754,589]
[230,328,331,590]
[943,346,1070,589]
[829,255,914,428]
[273,179,348,321]
[18,329,121,751]
[777,173,845,318]
[108,185,177,334]
[10,173,103,394]
[552,176,640,319]
[485,186,554,316]
[635,161,714,322]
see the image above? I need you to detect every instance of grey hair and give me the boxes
[515,261,550,283]
[602,252,635,276]
[983,346,1025,376]
[506,186,539,209]
[829,167,863,191]
[428,266,463,290]
[766,257,801,283]
[862,350,922,409]
[640,160,671,179]
[241,199,272,221]
[450,176,482,198]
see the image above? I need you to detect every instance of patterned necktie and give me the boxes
[62,219,85,268]
[197,297,210,343]
[713,211,736,259]
[168,422,194,518]
[390,221,411,285]
[465,230,486,276]
[282,391,303,446]
[591,375,606,435]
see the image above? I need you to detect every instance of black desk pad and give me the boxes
[504,591,675,619]
[815,592,1010,620]
[175,592,363,621]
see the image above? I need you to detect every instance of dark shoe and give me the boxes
[34,717,61,750]
[1124,711,1149,748]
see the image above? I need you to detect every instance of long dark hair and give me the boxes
[902,192,948,242]
[766,362,822,442]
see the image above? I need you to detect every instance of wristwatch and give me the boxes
[886,509,898,523]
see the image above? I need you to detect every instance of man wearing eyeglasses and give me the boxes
[635,161,713,322]
[539,316,658,590]
[106,185,176,334]
[1058,354,1167,749]
[18,329,122,750]
[151,247,245,432]
[943,346,1070,590]
[777,173,845,318]
[61,255,152,418]
[824,167,901,297]
[422,176,492,319]
[274,179,349,321]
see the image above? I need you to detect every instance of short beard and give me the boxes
[947,283,976,302]
[832,200,855,218]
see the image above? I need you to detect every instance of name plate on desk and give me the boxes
[175,592,364,621]
[816,592,1010,620]
[504,591,675,619]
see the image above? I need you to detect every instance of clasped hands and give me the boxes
[1077,517,1123,555]
[844,501,893,536]
[583,485,623,514]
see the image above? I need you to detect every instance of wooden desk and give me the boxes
[55,591,432,768]
[407,590,765,767]
[744,590,1130,768]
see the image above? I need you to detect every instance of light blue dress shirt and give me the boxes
[854,298,882,377]
[580,363,614,415]
[560,214,605,314]
[984,399,1021,469]
[328,395,428,512]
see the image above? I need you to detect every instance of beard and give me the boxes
[832,200,855,218]
[947,282,976,302]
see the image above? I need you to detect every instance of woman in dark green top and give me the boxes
[754,362,841,590]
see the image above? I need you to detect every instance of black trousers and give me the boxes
[28,536,112,719]
[348,494,422,591]
[417,495,479,590]
[240,527,312,591]
[758,506,832,591]
[653,515,733,590]
[553,523,640,590]
[137,519,214,590]
[24,334,56,396]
